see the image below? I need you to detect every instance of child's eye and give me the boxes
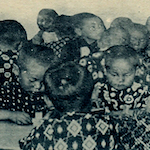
[110,73,117,77]
[29,78,37,82]
[140,39,145,42]
[124,73,131,77]
[90,26,95,30]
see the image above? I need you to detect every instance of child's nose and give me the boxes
[33,81,42,91]
[118,76,125,83]
[134,40,141,46]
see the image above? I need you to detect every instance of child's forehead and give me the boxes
[38,14,53,20]
[130,29,146,38]
[108,58,134,69]
[82,17,103,25]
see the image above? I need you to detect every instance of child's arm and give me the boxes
[0,109,32,125]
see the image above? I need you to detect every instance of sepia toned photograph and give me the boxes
[0,0,150,149]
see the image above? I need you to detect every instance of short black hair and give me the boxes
[18,42,57,70]
[44,61,93,113]
[0,20,27,45]
[38,9,58,18]
[71,12,105,29]
[105,45,139,69]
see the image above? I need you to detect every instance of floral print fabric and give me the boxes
[92,81,150,113]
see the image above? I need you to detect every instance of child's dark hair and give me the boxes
[53,15,76,38]
[44,61,93,113]
[105,45,139,69]
[0,20,27,46]
[38,9,58,18]
[71,12,105,29]
[131,23,149,38]
[18,42,57,70]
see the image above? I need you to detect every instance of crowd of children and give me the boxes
[1,8,150,149]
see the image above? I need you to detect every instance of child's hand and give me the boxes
[10,111,32,125]
[91,82,102,100]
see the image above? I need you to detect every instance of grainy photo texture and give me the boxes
[0,0,150,149]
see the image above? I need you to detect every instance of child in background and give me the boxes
[110,17,134,33]
[91,45,150,116]
[145,16,150,46]
[59,13,106,84]
[60,12,106,62]
[32,9,58,45]
[129,23,149,54]
[19,61,122,150]
[97,27,130,51]
[0,20,27,86]
[0,42,56,125]
[46,15,76,58]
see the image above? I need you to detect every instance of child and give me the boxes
[97,26,130,51]
[91,45,150,116]
[0,20,27,86]
[59,13,106,85]
[129,23,149,54]
[19,61,122,150]
[110,17,134,33]
[0,42,56,125]
[32,9,58,45]
[60,12,106,63]
[45,15,76,58]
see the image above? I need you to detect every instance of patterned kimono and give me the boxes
[19,111,122,150]
[0,49,18,86]
[0,80,48,118]
[92,81,150,113]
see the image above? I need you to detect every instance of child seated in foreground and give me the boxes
[19,61,122,150]
[91,45,150,116]
[32,9,58,45]
[0,42,56,125]
[0,20,27,85]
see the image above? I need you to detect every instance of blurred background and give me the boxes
[0,0,149,39]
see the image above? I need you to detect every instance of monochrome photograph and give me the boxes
[0,0,150,149]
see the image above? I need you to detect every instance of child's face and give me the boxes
[105,58,136,90]
[98,29,129,51]
[19,58,49,93]
[80,17,105,44]
[129,30,147,52]
[37,14,54,31]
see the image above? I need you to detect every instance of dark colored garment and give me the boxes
[19,112,121,150]
[60,37,105,84]
[0,80,47,118]
[60,37,100,63]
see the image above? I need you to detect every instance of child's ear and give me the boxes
[12,64,19,76]
[74,28,82,36]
